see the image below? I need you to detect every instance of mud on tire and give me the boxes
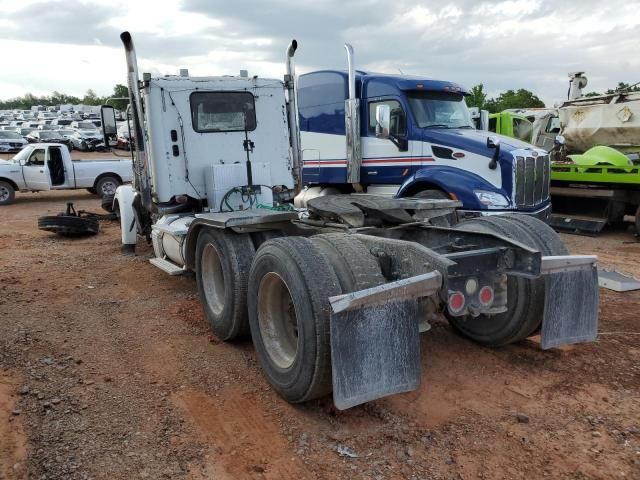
[449,215,567,346]
[248,237,341,403]
[310,233,385,292]
[195,229,255,341]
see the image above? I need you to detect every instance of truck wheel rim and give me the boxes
[257,272,298,369]
[0,186,9,202]
[101,181,117,195]
[201,243,225,316]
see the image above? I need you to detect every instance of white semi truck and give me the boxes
[102,32,600,410]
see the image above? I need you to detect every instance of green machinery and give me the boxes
[489,111,640,235]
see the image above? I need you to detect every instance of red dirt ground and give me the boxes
[0,190,638,479]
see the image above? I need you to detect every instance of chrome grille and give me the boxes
[514,154,550,208]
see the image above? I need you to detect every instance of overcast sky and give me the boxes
[0,0,638,106]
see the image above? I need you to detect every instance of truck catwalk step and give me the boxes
[149,257,185,275]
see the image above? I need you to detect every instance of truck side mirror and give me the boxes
[487,135,500,149]
[375,104,391,139]
[487,135,500,170]
[100,105,118,147]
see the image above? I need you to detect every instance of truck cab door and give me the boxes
[46,146,68,188]
[363,98,416,185]
[21,147,50,191]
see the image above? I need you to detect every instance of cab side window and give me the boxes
[28,149,46,166]
[368,100,406,137]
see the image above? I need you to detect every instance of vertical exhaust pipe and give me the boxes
[285,40,301,189]
[344,44,362,185]
[120,31,153,212]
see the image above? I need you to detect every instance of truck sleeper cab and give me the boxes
[297,70,551,219]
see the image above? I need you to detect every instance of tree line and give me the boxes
[2,81,638,115]
[0,85,129,111]
[466,81,640,112]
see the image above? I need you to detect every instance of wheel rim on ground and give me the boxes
[257,272,298,369]
[201,242,226,316]
[0,185,10,202]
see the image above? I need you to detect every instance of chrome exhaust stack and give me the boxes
[285,39,301,189]
[344,43,362,185]
[120,31,153,212]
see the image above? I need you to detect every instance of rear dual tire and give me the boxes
[248,234,384,403]
[448,215,568,346]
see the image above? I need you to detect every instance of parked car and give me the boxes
[15,127,36,138]
[70,121,97,130]
[50,118,73,127]
[0,143,133,204]
[69,129,104,151]
[26,130,71,147]
[56,128,75,140]
[37,124,57,130]
[0,131,28,153]
[116,124,135,150]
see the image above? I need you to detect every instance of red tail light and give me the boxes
[448,291,465,314]
[478,286,494,306]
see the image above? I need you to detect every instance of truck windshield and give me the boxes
[407,91,474,129]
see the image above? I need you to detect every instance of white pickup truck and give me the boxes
[0,143,133,205]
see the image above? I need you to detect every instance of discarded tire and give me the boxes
[448,215,567,346]
[195,229,255,341]
[38,215,99,236]
[101,194,116,213]
[248,237,341,403]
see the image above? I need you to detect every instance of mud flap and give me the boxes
[541,256,599,349]
[328,272,441,410]
[330,301,420,410]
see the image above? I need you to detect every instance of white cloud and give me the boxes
[0,0,638,108]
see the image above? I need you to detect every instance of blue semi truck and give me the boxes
[294,45,550,220]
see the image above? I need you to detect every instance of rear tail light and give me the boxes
[448,291,466,314]
[478,286,494,306]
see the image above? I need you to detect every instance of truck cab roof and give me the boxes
[299,70,468,97]
[146,75,284,90]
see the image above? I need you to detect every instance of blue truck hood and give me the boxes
[422,128,533,157]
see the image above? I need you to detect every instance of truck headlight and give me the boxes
[474,190,509,208]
